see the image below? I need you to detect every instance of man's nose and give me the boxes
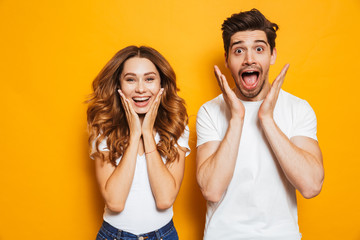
[243,51,256,65]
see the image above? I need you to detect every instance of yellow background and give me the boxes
[1,0,359,239]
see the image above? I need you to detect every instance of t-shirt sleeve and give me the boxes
[196,104,221,147]
[176,125,191,157]
[90,136,109,160]
[291,100,318,141]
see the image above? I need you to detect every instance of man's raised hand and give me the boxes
[258,64,290,121]
[214,65,245,119]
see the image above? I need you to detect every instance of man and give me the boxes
[196,9,324,240]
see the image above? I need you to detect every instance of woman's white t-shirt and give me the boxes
[92,126,190,234]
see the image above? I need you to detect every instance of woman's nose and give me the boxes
[135,80,145,93]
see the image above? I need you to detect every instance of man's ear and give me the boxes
[270,48,277,65]
[225,52,228,68]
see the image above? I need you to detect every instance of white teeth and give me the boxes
[133,97,150,101]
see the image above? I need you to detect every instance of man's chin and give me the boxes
[236,79,267,100]
[236,85,262,100]
[242,91,261,99]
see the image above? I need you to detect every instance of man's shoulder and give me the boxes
[197,93,230,128]
[198,94,226,113]
[279,89,308,106]
[280,89,302,101]
[277,89,316,121]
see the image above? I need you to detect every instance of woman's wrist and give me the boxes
[145,148,157,155]
[129,130,141,142]
[142,129,153,139]
[142,130,157,154]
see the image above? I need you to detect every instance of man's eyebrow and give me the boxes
[230,40,269,48]
[255,40,268,45]
[230,40,244,49]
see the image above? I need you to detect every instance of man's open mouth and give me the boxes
[241,70,260,89]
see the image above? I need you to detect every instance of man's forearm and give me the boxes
[197,117,244,202]
[260,117,324,198]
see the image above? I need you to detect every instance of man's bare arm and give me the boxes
[258,64,324,198]
[196,117,243,202]
[260,119,324,198]
[196,66,244,202]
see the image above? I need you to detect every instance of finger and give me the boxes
[268,64,289,102]
[220,73,238,100]
[118,90,129,113]
[118,89,126,105]
[143,89,163,131]
[221,74,231,93]
[273,63,289,91]
[126,98,137,115]
[154,88,164,110]
[214,65,225,91]
[118,90,128,112]
[148,88,163,116]
[118,90,135,119]
[156,88,164,102]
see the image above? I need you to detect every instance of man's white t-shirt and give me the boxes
[92,126,190,235]
[196,90,317,240]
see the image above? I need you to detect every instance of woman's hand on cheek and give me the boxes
[142,88,164,137]
[118,89,142,138]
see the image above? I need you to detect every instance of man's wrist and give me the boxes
[229,117,244,128]
[259,116,275,128]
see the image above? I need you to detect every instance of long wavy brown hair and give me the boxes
[87,46,188,166]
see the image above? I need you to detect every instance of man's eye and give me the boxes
[235,49,243,54]
[256,47,264,52]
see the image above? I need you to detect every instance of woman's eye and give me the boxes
[146,78,154,82]
[125,78,134,82]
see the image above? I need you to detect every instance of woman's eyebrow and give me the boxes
[123,72,136,77]
[144,72,157,76]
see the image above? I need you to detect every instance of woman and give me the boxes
[87,46,190,240]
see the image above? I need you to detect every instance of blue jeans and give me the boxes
[96,219,179,240]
